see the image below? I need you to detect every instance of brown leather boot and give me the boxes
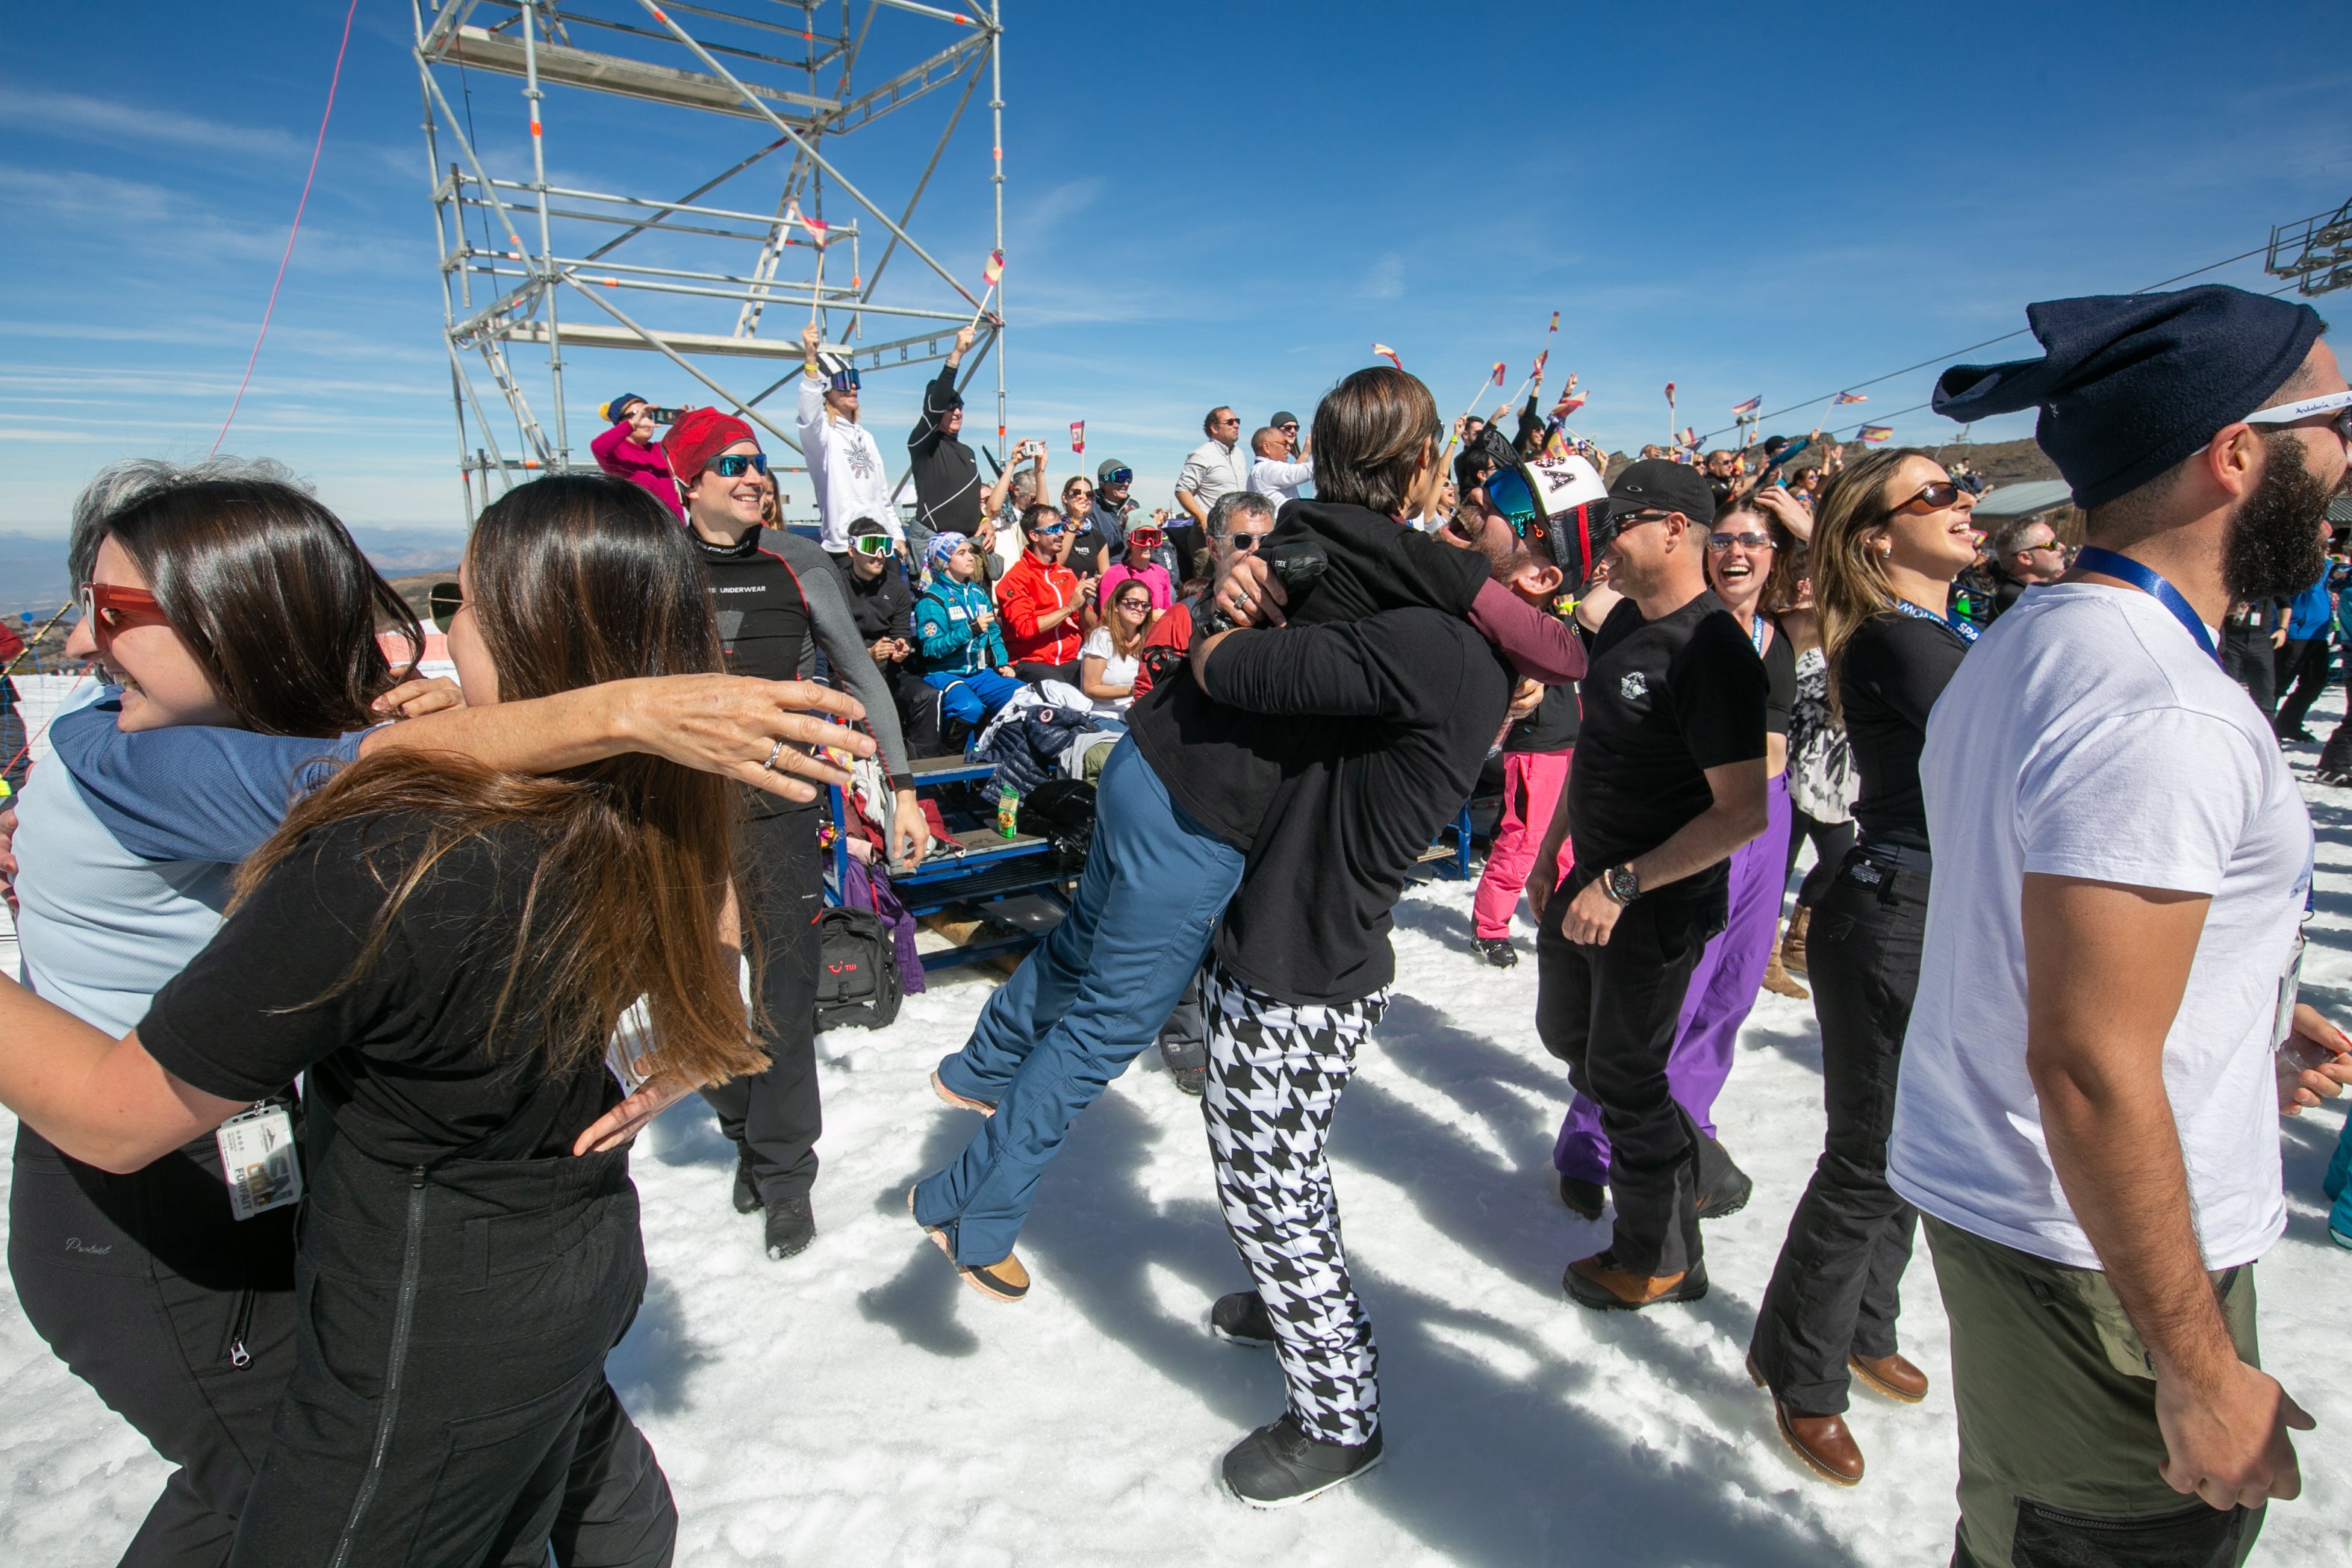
[1760,939,1808,1000]
[1849,1351,1929,1404]
[1779,906,1812,977]
[1749,1356,1863,1485]
[1564,1252,1708,1310]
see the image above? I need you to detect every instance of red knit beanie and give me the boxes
[663,408,757,485]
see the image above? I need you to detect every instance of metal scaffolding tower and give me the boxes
[413,0,1007,519]
[2268,198,2352,298]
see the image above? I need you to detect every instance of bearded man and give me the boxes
[1897,286,2352,1567]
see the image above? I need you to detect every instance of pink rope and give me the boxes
[209,0,361,456]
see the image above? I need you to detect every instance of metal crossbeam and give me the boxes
[414,0,1008,517]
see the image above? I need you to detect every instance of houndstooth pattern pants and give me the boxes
[1201,958,1390,1446]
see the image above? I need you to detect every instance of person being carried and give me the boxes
[906,368,1591,1328]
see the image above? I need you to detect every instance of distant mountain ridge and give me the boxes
[0,526,467,618]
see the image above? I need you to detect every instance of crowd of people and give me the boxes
[1,281,2350,1563]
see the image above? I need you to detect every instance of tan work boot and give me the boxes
[1761,936,1808,999]
[1779,906,1812,977]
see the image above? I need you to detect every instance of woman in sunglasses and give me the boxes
[1,464,868,1566]
[0,473,868,1564]
[1079,581,1157,719]
[1747,448,1979,1486]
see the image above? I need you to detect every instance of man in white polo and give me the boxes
[1900,284,2352,1567]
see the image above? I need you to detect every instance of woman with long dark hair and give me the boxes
[0,474,833,1564]
[1746,447,1980,1486]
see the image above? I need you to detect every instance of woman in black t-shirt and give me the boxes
[1748,448,1980,1486]
[0,476,791,1565]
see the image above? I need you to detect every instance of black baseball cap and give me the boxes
[1605,459,1717,527]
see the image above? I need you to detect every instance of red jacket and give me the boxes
[590,420,685,520]
[995,550,1086,666]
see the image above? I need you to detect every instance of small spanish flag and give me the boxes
[1070,420,1085,454]
[982,249,1004,287]
[1372,343,1403,370]
[1730,394,1762,416]
[1664,382,1677,410]
[1490,361,1507,387]
[1832,391,1868,405]
[1547,310,1560,333]
[1857,425,1894,443]
[1531,349,1549,379]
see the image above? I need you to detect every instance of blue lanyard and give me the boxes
[2074,546,2218,663]
[1891,596,1979,644]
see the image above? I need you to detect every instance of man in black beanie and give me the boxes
[1894,285,2351,1567]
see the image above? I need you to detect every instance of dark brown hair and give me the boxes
[101,477,420,737]
[242,475,762,1088]
[1312,367,1440,518]
[1710,495,1805,616]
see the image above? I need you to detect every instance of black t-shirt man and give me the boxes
[1564,591,1767,900]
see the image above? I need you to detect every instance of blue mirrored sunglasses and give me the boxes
[709,452,769,478]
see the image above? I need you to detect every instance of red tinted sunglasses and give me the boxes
[79,582,172,650]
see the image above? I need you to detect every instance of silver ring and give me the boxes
[764,738,787,772]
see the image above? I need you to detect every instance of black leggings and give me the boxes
[701,807,827,1202]
[8,1124,296,1568]
[1784,808,1857,910]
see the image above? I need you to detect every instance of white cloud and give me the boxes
[1359,252,1404,301]
[0,87,311,162]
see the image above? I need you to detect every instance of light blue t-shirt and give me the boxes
[13,685,364,1036]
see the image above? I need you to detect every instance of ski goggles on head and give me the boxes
[706,452,769,478]
[1484,464,1541,534]
[79,582,171,650]
[848,532,895,558]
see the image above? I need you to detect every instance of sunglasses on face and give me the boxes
[1226,530,1270,552]
[708,452,770,479]
[1030,522,1068,538]
[1891,479,1962,512]
[849,533,895,558]
[79,581,172,650]
[1705,531,1775,552]
[1116,594,1152,612]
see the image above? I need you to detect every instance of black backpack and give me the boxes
[813,906,903,1030]
[1017,777,1098,862]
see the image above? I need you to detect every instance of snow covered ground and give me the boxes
[6,716,2352,1565]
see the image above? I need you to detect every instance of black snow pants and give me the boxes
[225,1139,675,1568]
[9,1123,296,1568]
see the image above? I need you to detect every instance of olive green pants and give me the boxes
[1923,1216,2263,1568]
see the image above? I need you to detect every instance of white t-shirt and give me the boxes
[1891,583,2312,1271]
[1079,626,1139,717]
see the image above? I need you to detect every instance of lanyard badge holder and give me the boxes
[215,1101,302,1222]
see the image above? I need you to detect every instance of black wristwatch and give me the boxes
[1601,863,1642,906]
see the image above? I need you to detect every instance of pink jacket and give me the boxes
[1098,562,1173,612]
[591,420,685,520]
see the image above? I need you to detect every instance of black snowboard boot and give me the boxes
[764,1195,815,1260]
[732,1144,764,1215]
[1211,1290,1276,1348]
[1222,1412,1384,1508]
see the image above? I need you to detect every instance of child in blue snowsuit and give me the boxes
[914,532,1024,728]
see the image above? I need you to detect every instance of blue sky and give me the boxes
[2,0,2346,557]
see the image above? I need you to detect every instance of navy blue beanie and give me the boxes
[603,392,646,425]
[1931,285,2324,509]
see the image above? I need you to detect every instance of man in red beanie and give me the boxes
[663,408,929,1262]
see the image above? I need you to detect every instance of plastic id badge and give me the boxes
[215,1104,302,1222]
[2272,931,2306,1051]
